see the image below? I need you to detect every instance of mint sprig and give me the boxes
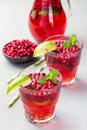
[62,34,79,49]
[37,69,59,84]
[38,10,60,15]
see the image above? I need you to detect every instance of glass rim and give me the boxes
[45,34,83,47]
[45,34,83,56]
[19,72,62,93]
[46,48,82,56]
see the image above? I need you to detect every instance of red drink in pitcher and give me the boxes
[28,0,67,42]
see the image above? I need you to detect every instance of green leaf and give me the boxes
[47,69,59,79]
[62,34,79,49]
[70,34,77,43]
[37,77,47,84]
[62,41,71,48]
[38,10,61,15]
[38,10,49,15]
[52,10,60,14]
[69,34,79,46]
[70,34,79,46]
[72,42,79,46]
[37,69,59,84]
[47,69,59,83]
[51,78,57,83]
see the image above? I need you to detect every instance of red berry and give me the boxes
[27,73,56,91]
[3,39,37,58]
[24,72,59,102]
[53,40,80,63]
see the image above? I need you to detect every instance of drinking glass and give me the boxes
[19,66,62,124]
[45,35,83,87]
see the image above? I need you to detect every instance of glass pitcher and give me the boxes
[28,0,72,43]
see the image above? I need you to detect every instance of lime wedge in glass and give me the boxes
[33,41,57,57]
[35,100,51,106]
[7,75,31,94]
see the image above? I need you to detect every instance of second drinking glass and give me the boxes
[45,35,83,87]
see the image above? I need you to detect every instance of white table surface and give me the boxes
[0,0,87,130]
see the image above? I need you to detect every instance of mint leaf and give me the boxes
[72,42,79,46]
[38,9,61,15]
[38,77,46,84]
[62,34,79,49]
[38,10,49,15]
[70,34,79,46]
[37,69,59,84]
[47,69,59,80]
[51,78,57,83]
[52,10,60,14]
[62,41,71,48]
[70,34,77,43]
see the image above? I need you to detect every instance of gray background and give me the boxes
[0,0,87,130]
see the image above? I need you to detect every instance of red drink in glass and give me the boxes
[19,68,62,124]
[45,35,83,87]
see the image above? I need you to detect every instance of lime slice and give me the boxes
[7,75,31,94]
[33,41,57,57]
[34,100,50,106]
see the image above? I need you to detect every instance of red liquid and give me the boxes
[45,52,81,84]
[45,35,83,85]
[19,73,62,123]
[19,88,60,121]
[28,0,66,42]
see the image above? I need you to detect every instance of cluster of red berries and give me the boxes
[55,41,80,53]
[27,73,57,90]
[52,40,81,63]
[24,72,58,102]
[3,39,37,58]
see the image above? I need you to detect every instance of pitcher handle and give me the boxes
[67,0,72,20]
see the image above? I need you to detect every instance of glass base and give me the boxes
[25,112,55,125]
[62,78,76,88]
